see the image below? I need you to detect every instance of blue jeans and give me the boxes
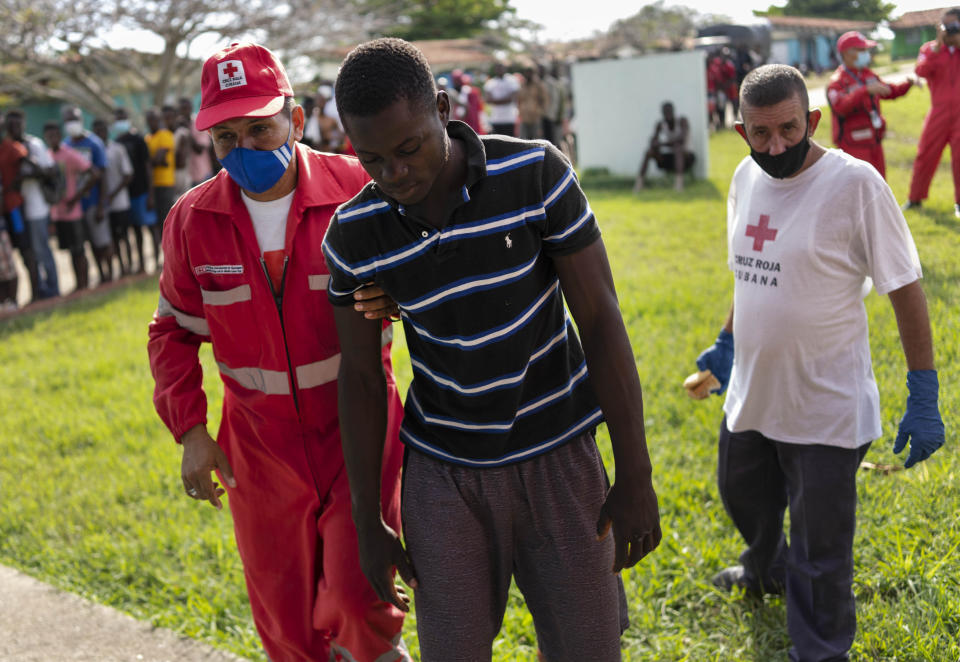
[26,216,59,298]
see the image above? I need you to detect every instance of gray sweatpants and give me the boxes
[402,433,629,661]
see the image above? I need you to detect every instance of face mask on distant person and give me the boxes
[64,121,84,138]
[855,51,871,68]
[749,117,811,179]
[218,119,294,194]
[112,120,131,137]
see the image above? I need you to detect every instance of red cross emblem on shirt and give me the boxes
[745,214,778,251]
[223,62,239,78]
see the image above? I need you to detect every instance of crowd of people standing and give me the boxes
[0,59,574,313]
[0,100,221,311]
[301,60,574,159]
[706,46,760,130]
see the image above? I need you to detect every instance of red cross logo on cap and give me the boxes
[745,214,778,251]
[217,60,246,90]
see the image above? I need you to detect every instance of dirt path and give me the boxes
[0,565,250,662]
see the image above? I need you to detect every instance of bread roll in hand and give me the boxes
[683,369,722,400]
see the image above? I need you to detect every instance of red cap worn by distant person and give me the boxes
[195,42,294,131]
[836,31,877,52]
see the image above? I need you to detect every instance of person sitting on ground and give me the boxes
[635,102,695,192]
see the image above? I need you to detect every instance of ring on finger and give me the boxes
[187,488,198,497]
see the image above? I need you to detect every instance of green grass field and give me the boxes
[1,87,958,660]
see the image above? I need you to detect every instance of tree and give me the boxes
[384,0,516,41]
[600,1,709,53]
[0,0,401,115]
[758,0,894,22]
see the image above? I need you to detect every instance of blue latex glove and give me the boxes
[894,369,945,468]
[696,329,734,395]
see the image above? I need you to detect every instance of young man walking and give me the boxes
[324,38,660,661]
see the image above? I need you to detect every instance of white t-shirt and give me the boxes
[104,140,133,212]
[723,149,922,448]
[483,75,520,124]
[20,135,54,221]
[241,189,293,253]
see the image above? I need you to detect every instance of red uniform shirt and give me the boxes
[149,143,398,438]
[916,40,960,109]
[827,65,911,146]
[0,138,28,212]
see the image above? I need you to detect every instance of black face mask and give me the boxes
[748,119,811,179]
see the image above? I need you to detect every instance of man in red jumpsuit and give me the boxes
[827,31,914,178]
[905,8,960,216]
[147,42,410,662]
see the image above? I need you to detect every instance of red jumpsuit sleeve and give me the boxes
[828,77,869,116]
[147,197,211,442]
[916,42,946,80]
[882,78,913,99]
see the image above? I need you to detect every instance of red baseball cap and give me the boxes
[195,42,293,131]
[837,31,877,52]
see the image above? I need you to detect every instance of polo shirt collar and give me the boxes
[383,120,487,215]
[448,120,487,201]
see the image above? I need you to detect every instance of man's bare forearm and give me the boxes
[555,240,651,474]
[338,364,388,529]
[578,301,652,475]
[889,280,935,371]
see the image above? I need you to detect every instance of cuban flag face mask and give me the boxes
[218,119,293,194]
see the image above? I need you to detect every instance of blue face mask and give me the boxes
[855,51,871,68]
[218,120,294,194]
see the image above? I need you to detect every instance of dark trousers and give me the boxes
[490,121,515,138]
[718,417,870,662]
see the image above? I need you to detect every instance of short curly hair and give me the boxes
[335,38,437,123]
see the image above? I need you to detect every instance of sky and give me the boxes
[103,0,947,56]
[510,0,948,42]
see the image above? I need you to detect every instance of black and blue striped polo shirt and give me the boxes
[322,121,602,467]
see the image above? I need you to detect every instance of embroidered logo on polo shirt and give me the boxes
[194,264,244,275]
[218,61,246,90]
[505,233,513,249]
